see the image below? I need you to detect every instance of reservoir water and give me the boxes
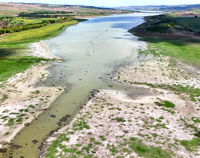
[6,13,154,158]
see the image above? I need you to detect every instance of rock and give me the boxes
[108,85,113,88]
[32,140,38,144]
[0,148,7,153]
[0,141,8,146]
[50,114,56,118]
[57,122,62,126]
[59,115,70,122]
[11,144,22,149]
[24,123,30,126]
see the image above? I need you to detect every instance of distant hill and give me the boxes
[118,4,200,11]
[0,2,131,17]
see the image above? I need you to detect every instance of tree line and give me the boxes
[0,16,23,28]
[0,17,74,35]
[18,10,73,18]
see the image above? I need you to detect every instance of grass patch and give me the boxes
[192,117,200,124]
[0,20,78,47]
[0,20,78,82]
[46,134,70,158]
[134,82,200,102]
[180,137,200,152]
[155,100,176,108]
[7,118,15,126]
[73,121,90,131]
[143,38,200,68]
[0,56,46,82]
[112,117,126,122]
[128,137,171,158]
[131,14,200,68]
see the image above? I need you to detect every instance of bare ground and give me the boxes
[40,55,200,158]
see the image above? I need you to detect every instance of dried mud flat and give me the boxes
[0,42,64,155]
[40,54,200,158]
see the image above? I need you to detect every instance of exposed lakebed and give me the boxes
[6,13,155,158]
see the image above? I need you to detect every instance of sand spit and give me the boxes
[29,41,60,59]
[40,54,200,158]
[114,54,200,88]
[0,41,64,153]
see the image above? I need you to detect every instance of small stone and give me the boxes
[24,123,30,126]
[50,114,56,118]
[32,140,38,144]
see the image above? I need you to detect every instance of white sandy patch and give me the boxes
[114,55,200,88]
[29,41,60,59]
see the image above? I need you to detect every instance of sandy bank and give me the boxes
[114,54,200,88]
[0,41,64,153]
[40,54,200,158]
[29,41,60,59]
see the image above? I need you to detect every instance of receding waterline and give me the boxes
[7,13,154,158]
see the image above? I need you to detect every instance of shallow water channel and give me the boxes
[6,13,154,158]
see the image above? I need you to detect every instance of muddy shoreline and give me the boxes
[0,41,65,156]
[39,52,200,157]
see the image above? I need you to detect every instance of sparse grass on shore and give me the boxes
[133,82,200,102]
[126,137,172,158]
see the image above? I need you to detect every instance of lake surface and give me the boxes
[6,13,155,158]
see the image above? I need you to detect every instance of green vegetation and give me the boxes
[130,13,200,68]
[134,82,200,102]
[0,16,23,27]
[46,134,172,158]
[17,17,55,24]
[18,10,73,18]
[0,17,74,34]
[0,2,126,83]
[0,5,82,83]
[0,20,78,46]
[192,117,200,124]
[0,20,78,82]
[106,137,172,157]
[73,121,90,131]
[112,117,126,122]
[155,100,176,108]
[180,138,200,151]
[143,38,200,68]
[127,137,171,158]
[133,14,200,34]
[45,132,97,158]
[46,134,70,158]
[0,56,46,82]
[0,107,34,126]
